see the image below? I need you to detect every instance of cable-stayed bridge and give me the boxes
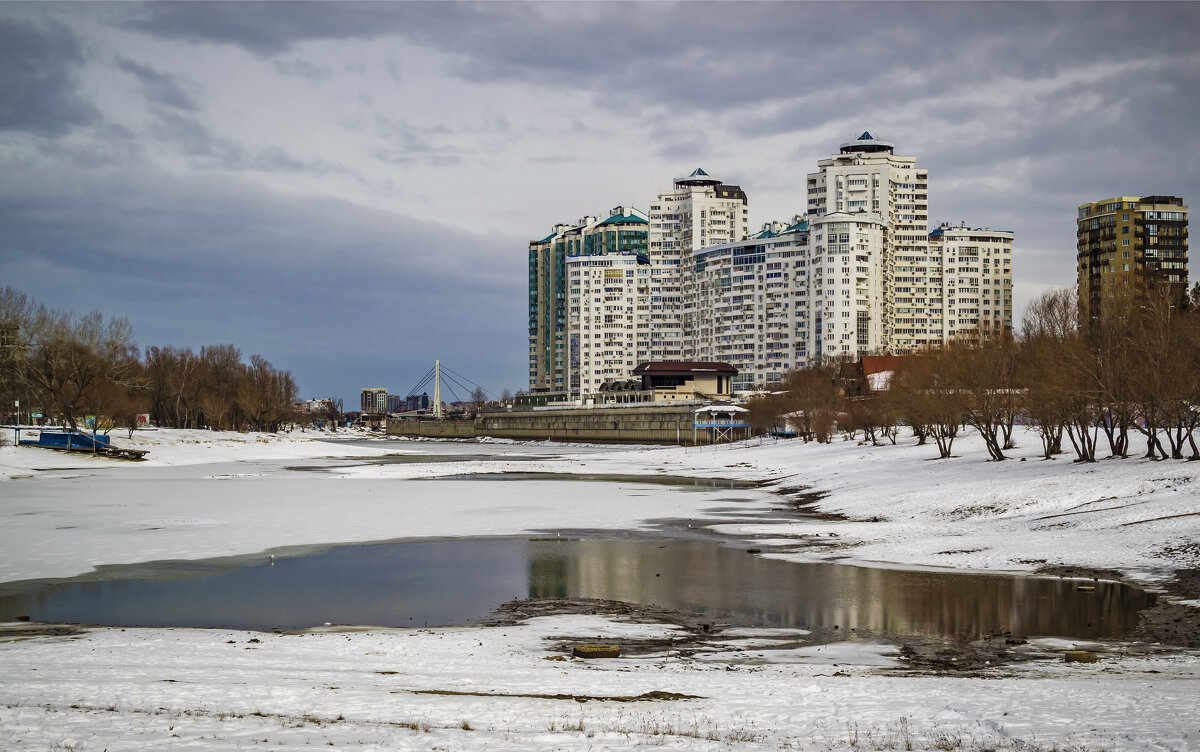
[402,360,497,419]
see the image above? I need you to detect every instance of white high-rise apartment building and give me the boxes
[567,252,650,398]
[648,169,749,362]
[682,220,810,392]
[806,213,887,360]
[928,225,1014,338]
[805,132,933,352]
[681,212,886,392]
[530,135,1013,401]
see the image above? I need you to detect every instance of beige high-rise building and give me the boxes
[1076,196,1188,325]
[807,212,888,360]
[648,169,749,362]
[805,132,933,351]
[567,251,650,398]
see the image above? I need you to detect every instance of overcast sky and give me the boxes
[2,2,1197,404]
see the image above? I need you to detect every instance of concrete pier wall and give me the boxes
[386,404,713,445]
[385,419,477,439]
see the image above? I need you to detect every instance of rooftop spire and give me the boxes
[839,131,895,155]
[674,167,723,188]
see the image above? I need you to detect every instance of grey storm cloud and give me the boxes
[0,17,99,136]
[116,57,202,111]
[0,169,524,396]
[274,58,333,80]
[372,115,461,167]
[116,2,1200,121]
[143,109,351,178]
[117,1,420,57]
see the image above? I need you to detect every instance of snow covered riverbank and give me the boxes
[3,615,1198,752]
[536,428,1200,584]
[3,425,1199,585]
[329,427,1200,583]
[2,427,1199,750]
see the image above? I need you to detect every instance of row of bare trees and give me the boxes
[144,345,298,432]
[1,288,298,434]
[748,285,1200,462]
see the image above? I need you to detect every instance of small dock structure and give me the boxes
[693,405,752,444]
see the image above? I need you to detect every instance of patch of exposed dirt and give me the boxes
[0,623,87,640]
[1034,564,1130,582]
[893,634,1038,673]
[486,596,703,629]
[486,597,825,660]
[412,689,701,702]
[485,597,724,657]
[1126,568,1200,648]
[769,487,851,521]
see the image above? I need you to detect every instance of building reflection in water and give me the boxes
[526,539,1152,641]
[0,538,1153,637]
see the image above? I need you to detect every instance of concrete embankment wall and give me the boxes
[386,405,708,445]
[386,419,477,439]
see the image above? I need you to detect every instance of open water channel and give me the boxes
[0,439,1154,641]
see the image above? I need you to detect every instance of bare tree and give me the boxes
[0,287,34,418]
[746,392,789,436]
[1020,288,1106,462]
[781,367,841,443]
[198,344,243,430]
[1124,287,1180,460]
[945,334,1018,461]
[470,387,487,416]
[1021,289,1072,459]
[237,354,298,432]
[317,399,342,431]
[890,351,964,459]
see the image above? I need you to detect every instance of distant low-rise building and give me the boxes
[360,388,388,417]
[632,361,737,402]
[304,397,343,414]
[837,355,905,398]
[405,392,430,412]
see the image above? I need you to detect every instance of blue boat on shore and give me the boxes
[20,428,111,451]
[15,428,146,459]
